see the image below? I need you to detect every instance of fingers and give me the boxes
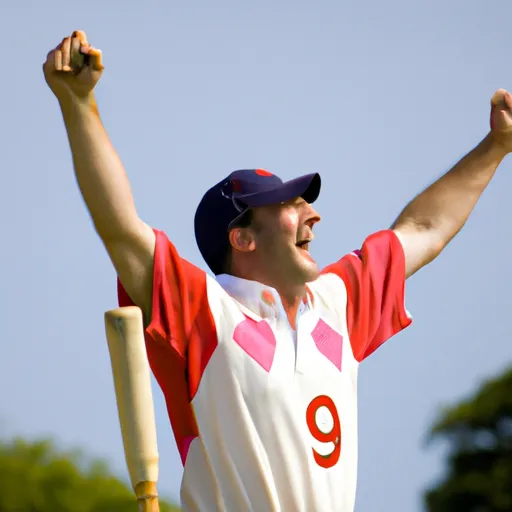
[72,30,88,47]
[503,91,512,112]
[54,44,63,71]
[490,89,512,121]
[44,30,104,76]
[61,37,72,72]
[70,37,81,61]
[491,89,509,108]
[70,30,103,71]
[70,36,85,72]
[87,48,104,71]
[489,89,512,132]
[44,35,73,73]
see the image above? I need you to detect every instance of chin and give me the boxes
[270,248,320,286]
[302,265,320,283]
[297,253,320,283]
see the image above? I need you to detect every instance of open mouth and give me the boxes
[296,240,311,252]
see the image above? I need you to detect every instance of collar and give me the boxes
[215,274,313,321]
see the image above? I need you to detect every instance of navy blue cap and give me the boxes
[194,169,321,275]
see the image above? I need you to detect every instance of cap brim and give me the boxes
[238,173,321,208]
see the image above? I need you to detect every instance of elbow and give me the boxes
[428,233,447,260]
[416,227,449,265]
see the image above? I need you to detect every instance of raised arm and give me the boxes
[392,89,512,278]
[43,31,155,317]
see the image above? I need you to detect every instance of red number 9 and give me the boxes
[305,395,341,468]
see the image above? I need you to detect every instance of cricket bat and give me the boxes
[104,306,160,512]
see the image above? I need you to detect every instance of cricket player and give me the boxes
[43,30,512,511]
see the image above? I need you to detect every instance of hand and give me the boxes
[43,30,104,104]
[489,89,512,153]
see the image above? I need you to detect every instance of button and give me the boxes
[261,290,275,306]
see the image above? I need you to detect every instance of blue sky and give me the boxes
[2,1,512,510]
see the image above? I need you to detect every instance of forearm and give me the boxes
[392,133,507,275]
[60,94,141,241]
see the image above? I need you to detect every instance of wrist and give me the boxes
[58,92,99,119]
[486,131,511,160]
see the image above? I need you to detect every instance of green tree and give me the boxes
[425,366,512,511]
[0,437,180,512]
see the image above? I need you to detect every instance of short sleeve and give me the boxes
[321,230,412,362]
[117,229,210,464]
[117,229,207,360]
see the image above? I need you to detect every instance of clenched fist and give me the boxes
[490,89,512,153]
[43,30,104,102]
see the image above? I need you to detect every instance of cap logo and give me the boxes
[255,169,273,177]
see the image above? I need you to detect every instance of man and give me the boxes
[43,30,512,512]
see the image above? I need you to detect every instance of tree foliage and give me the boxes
[0,437,180,512]
[425,366,512,511]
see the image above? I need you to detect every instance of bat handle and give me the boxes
[135,481,160,512]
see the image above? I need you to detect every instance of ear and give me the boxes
[229,227,256,253]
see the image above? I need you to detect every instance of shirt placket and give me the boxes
[293,306,317,374]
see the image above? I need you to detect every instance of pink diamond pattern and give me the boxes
[311,319,343,371]
[233,316,277,373]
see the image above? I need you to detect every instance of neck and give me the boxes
[233,269,306,301]
[279,291,305,330]
[278,287,306,309]
[229,265,307,329]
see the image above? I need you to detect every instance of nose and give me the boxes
[305,203,321,229]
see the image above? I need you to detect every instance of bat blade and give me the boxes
[104,306,160,511]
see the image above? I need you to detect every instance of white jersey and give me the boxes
[118,229,411,511]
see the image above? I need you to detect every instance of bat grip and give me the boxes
[135,481,160,512]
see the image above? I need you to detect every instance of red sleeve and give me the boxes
[117,229,211,465]
[321,230,412,362]
[117,229,207,360]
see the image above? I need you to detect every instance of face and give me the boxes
[237,197,322,287]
